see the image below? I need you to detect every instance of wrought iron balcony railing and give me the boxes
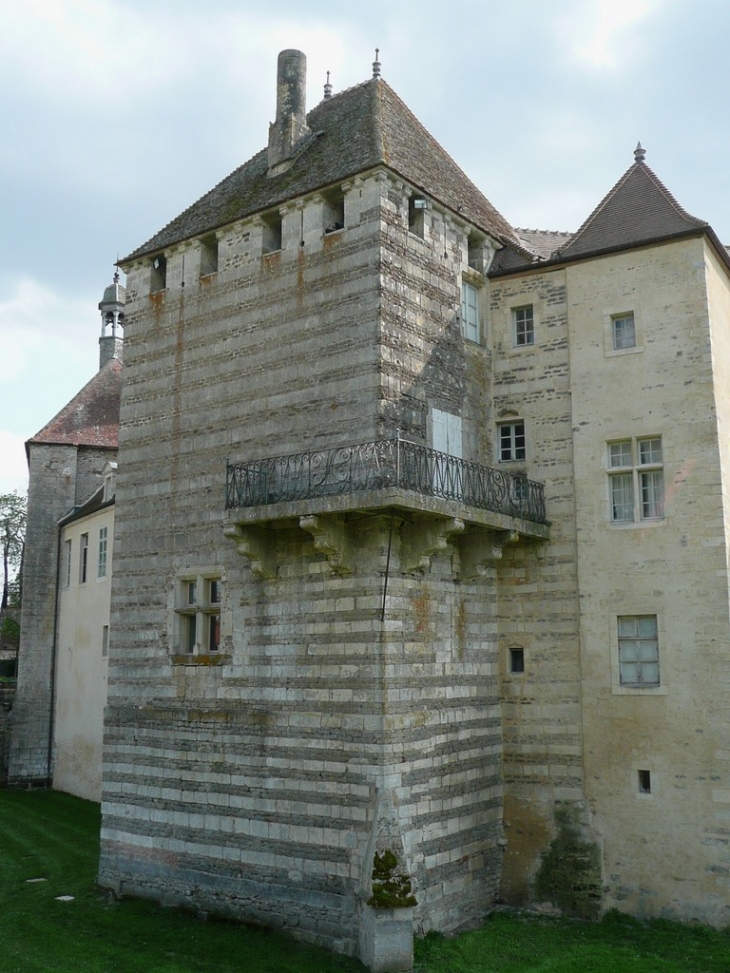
[225,438,547,525]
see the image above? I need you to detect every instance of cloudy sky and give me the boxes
[2,0,729,494]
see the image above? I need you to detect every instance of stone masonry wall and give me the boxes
[100,170,510,958]
[489,266,585,903]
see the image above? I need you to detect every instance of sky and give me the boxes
[2,0,729,495]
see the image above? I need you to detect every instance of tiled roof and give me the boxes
[123,78,521,261]
[559,158,707,260]
[490,155,714,276]
[28,358,122,449]
[515,229,574,259]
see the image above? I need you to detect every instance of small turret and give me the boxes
[267,49,310,175]
[98,270,125,369]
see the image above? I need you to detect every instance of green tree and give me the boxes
[0,492,26,619]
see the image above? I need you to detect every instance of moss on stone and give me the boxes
[534,804,602,920]
[367,849,417,909]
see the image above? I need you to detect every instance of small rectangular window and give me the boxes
[322,187,345,234]
[102,625,109,658]
[499,422,526,462]
[199,234,219,276]
[150,254,167,292]
[97,526,108,579]
[408,196,427,238]
[638,769,652,794]
[513,305,534,347]
[618,615,659,686]
[612,313,636,350]
[262,211,283,253]
[63,539,72,587]
[79,533,89,584]
[461,282,479,342]
[509,647,525,674]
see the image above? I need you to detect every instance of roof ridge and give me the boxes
[515,227,573,236]
[639,163,706,227]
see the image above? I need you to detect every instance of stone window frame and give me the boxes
[175,573,223,656]
[608,609,667,696]
[617,614,660,687]
[171,567,231,665]
[461,280,480,343]
[497,420,526,463]
[607,436,664,525]
[604,307,642,357]
[512,304,535,347]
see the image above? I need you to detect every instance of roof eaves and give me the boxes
[489,225,713,278]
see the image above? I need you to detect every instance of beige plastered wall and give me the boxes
[54,505,112,802]
[567,235,730,926]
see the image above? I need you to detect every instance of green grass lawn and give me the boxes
[1,790,729,973]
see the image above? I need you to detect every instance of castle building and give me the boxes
[8,276,123,795]
[11,48,730,972]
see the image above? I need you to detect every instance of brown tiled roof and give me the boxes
[28,358,122,449]
[490,156,716,277]
[123,78,521,262]
[559,159,707,260]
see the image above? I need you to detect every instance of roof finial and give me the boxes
[324,70,332,100]
[372,47,381,79]
[634,141,646,164]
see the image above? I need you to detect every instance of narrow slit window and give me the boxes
[638,769,652,794]
[509,647,525,674]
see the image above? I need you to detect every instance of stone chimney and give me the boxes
[98,271,125,368]
[267,49,310,174]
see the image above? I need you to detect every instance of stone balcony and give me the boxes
[223,438,549,579]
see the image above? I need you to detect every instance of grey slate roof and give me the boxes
[123,77,522,262]
[58,484,114,528]
[515,229,574,260]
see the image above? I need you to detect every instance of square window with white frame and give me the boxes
[612,312,636,350]
[498,421,526,462]
[608,436,663,522]
[618,615,659,687]
[175,574,223,655]
[512,305,534,347]
[461,282,479,342]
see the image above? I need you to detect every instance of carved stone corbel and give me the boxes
[458,530,519,581]
[400,516,465,574]
[222,524,277,579]
[299,514,352,575]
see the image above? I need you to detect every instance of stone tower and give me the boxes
[8,275,123,786]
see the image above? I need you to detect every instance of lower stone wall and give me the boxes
[0,683,16,786]
[99,519,507,961]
